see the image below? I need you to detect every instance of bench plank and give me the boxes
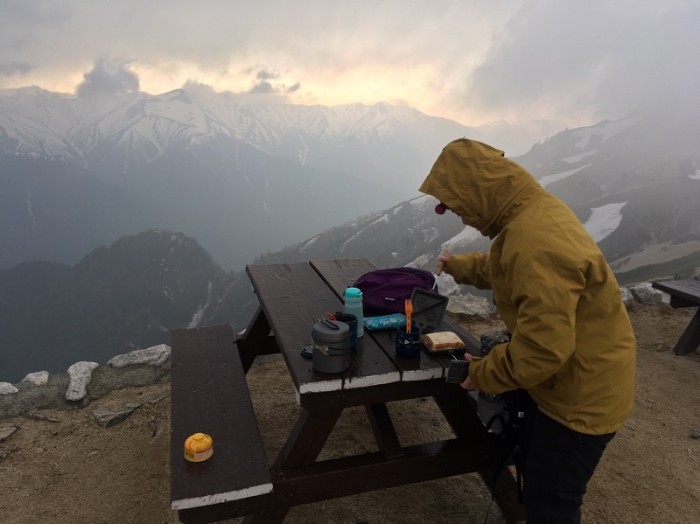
[652,279,700,355]
[170,325,272,512]
[652,279,700,308]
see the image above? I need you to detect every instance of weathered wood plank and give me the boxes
[311,258,480,380]
[170,326,272,512]
[311,259,443,379]
[310,258,377,297]
[237,306,280,373]
[652,279,700,306]
[246,262,399,402]
[366,403,403,458]
[671,308,700,355]
[179,440,488,524]
[651,279,700,355]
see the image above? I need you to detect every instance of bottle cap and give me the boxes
[184,432,214,462]
[344,287,362,298]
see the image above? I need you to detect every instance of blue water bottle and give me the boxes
[343,287,364,338]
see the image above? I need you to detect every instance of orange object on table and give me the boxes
[405,298,413,332]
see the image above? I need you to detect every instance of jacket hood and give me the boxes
[419,138,542,238]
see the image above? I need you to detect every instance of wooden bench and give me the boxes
[170,325,273,521]
[651,279,700,355]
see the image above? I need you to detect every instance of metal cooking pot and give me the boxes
[311,319,352,374]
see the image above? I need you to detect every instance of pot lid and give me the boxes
[312,319,350,343]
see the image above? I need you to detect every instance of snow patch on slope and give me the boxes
[442,226,481,251]
[539,164,591,187]
[572,117,641,149]
[583,202,627,242]
[690,161,700,180]
[561,149,599,163]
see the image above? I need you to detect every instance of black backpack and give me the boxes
[478,331,533,498]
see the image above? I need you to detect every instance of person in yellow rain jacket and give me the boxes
[419,138,636,524]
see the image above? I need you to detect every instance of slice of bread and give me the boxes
[421,331,465,352]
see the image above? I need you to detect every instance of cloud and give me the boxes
[465,1,700,123]
[76,57,140,98]
[256,69,279,81]
[249,81,274,94]
[244,66,299,97]
[0,61,31,77]
[1,0,698,138]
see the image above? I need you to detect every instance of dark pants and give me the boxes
[518,406,615,524]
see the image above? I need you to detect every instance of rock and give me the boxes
[620,287,636,308]
[691,428,700,439]
[107,344,170,368]
[66,362,99,402]
[0,425,18,442]
[21,371,50,386]
[1,348,171,420]
[628,283,664,305]
[24,412,61,423]
[0,383,19,395]
[0,374,71,420]
[435,273,462,296]
[447,294,496,320]
[88,352,171,400]
[92,405,140,428]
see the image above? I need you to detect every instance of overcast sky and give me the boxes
[1,0,698,151]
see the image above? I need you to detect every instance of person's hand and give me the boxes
[460,352,476,391]
[436,249,450,275]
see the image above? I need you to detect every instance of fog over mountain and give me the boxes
[1,86,699,381]
[260,110,700,286]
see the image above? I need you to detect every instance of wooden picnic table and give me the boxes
[172,258,526,523]
[651,278,700,355]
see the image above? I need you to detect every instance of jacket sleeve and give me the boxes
[469,252,584,395]
[445,252,492,289]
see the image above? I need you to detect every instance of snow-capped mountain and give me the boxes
[0,85,469,173]
[0,85,476,269]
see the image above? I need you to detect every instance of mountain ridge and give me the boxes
[0,86,478,269]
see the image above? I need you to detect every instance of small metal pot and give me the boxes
[311,319,352,374]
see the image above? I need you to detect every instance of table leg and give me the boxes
[434,390,486,442]
[435,390,527,524]
[273,408,343,470]
[366,403,403,459]
[237,306,279,372]
[242,409,343,523]
[673,307,700,355]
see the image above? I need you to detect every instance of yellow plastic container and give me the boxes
[184,433,214,462]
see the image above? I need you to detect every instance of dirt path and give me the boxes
[0,303,698,523]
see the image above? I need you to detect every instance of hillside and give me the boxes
[0,230,238,383]
[1,303,698,523]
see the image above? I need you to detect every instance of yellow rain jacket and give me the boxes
[419,139,636,435]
